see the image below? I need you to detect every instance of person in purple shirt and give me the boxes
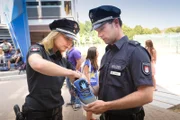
[66,42,82,71]
[66,41,83,110]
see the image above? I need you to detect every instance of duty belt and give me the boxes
[101,107,145,120]
[26,107,62,119]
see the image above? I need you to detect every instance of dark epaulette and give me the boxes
[36,43,44,47]
[128,40,140,46]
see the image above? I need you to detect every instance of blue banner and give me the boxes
[2,0,31,62]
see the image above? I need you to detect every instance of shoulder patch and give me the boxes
[142,62,151,75]
[30,46,40,52]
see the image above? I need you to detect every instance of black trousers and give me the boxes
[100,114,134,120]
[24,107,63,120]
[100,109,145,120]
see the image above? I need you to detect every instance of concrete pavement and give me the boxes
[1,77,180,120]
[62,85,180,120]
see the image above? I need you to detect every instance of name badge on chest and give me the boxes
[110,71,121,76]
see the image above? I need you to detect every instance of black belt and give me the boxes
[27,107,62,119]
[101,108,145,120]
[102,114,133,120]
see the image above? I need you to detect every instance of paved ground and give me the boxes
[150,85,180,109]
[144,105,180,120]
[62,85,180,120]
[0,79,180,120]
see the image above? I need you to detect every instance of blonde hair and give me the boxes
[40,31,62,54]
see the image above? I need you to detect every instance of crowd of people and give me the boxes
[0,39,22,71]
[7,4,157,120]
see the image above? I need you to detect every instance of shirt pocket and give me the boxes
[107,59,127,88]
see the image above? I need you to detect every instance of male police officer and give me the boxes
[84,5,154,120]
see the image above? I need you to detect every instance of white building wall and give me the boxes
[27,0,77,26]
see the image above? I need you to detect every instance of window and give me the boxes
[64,1,72,15]
[41,1,61,6]
[26,2,39,6]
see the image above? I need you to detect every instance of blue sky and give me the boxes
[77,0,180,29]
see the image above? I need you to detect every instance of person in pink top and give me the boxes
[145,40,157,91]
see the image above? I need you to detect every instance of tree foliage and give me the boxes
[175,27,180,33]
[78,21,180,44]
[151,27,161,34]
[134,25,144,34]
[165,28,176,33]
[143,28,152,34]
[78,21,102,44]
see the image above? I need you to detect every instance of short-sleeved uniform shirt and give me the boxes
[99,36,153,115]
[25,44,74,110]
[66,47,81,69]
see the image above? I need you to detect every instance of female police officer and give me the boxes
[22,18,82,120]
[84,5,154,120]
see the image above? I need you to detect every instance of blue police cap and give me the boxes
[89,5,121,30]
[49,18,79,40]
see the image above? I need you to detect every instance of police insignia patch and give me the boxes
[30,47,40,52]
[142,62,151,75]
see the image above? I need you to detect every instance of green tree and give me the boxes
[122,25,132,35]
[79,21,103,44]
[79,22,85,35]
[127,31,136,40]
[151,27,161,34]
[176,27,180,33]
[134,25,143,34]
[143,28,152,34]
[122,25,136,39]
[84,21,91,33]
[165,28,176,33]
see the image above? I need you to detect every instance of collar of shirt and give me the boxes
[49,49,62,60]
[105,35,129,52]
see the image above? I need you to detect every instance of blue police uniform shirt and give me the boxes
[25,44,74,110]
[98,36,153,115]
